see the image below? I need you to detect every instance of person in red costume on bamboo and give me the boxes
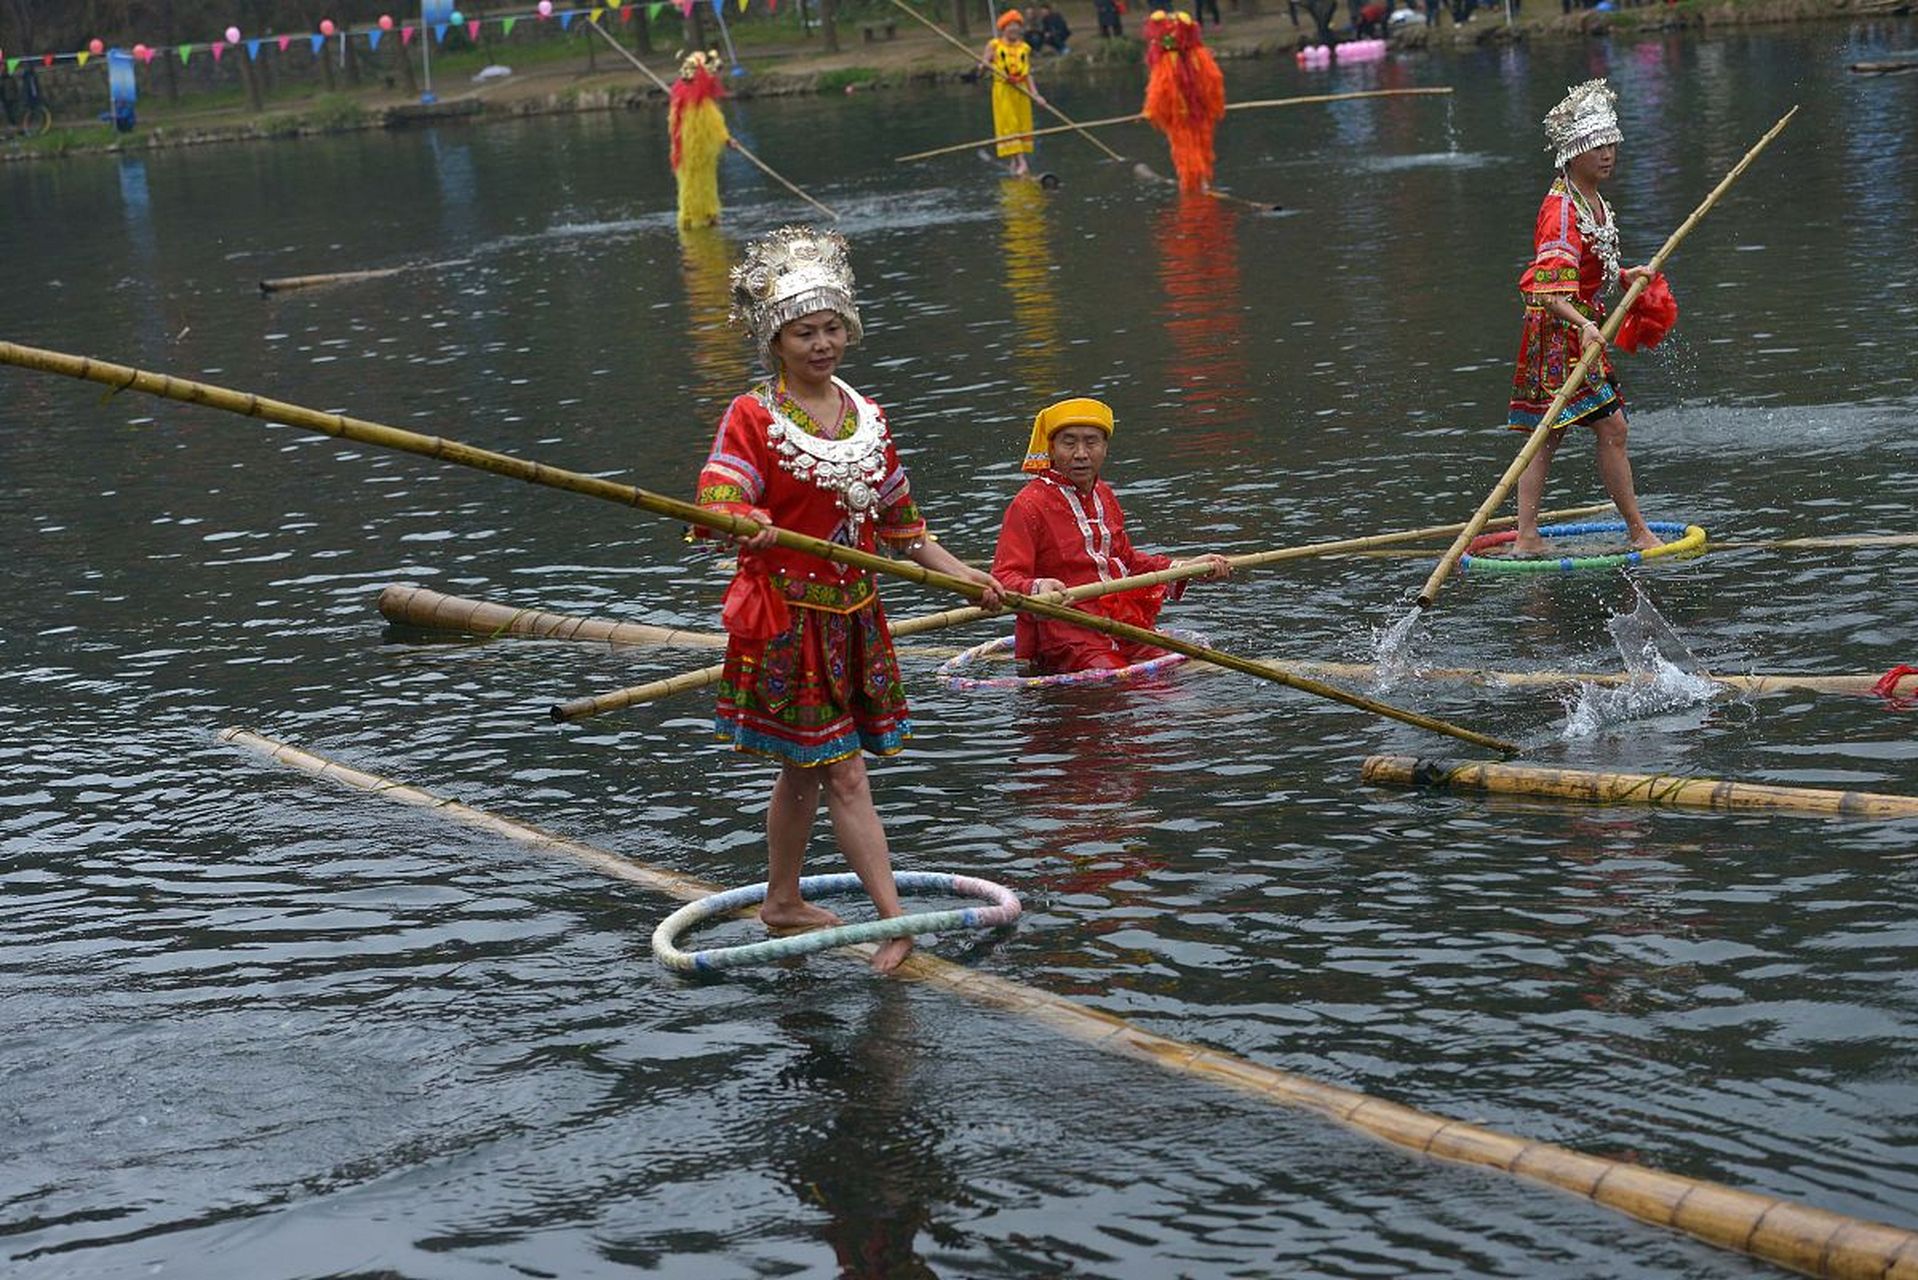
[990,398,1230,674]
[1142,10,1226,195]
[1508,79,1679,555]
[695,227,1004,974]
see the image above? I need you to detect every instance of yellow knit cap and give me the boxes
[1022,397,1115,474]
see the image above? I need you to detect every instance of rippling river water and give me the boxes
[4,21,1917,1277]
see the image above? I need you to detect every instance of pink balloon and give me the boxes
[225,25,241,43]
[89,38,105,55]
[320,19,336,35]
[379,14,395,29]
[133,43,149,59]
[538,0,554,14]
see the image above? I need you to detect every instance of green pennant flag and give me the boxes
[503,16,519,34]
[178,43,193,64]
[648,2,664,16]
[3,58,17,75]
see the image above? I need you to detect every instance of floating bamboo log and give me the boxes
[1257,661,1918,699]
[1362,755,1918,820]
[550,503,1619,721]
[377,584,728,650]
[259,266,408,294]
[220,725,1918,1280]
[893,88,1455,163]
[0,340,1512,755]
[1417,106,1800,609]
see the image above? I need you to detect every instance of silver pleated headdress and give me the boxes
[1544,79,1623,169]
[728,227,863,361]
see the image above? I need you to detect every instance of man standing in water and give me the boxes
[991,398,1230,673]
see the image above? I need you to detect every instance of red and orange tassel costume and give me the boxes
[1142,10,1226,194]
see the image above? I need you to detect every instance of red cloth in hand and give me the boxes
[721,553,791,642]
[1616,272,1678,353]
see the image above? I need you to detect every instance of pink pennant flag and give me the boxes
[468,18,482,39]
[211,40,226,61]
[402,25,416,44]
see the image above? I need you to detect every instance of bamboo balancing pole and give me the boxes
[893,87,1456,163]
[378,584,729,650]
[881,0,1130,164]
[1362,755,1918,820]
[551,503,1618,722]
[586,17,840,220]
[259,266,407,294]
[220,725,1918,1280]
[1260,661,1918,700]
[1416,106,1799,610]
[0,341,1512,754]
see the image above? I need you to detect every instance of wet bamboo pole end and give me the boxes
[1362,756,1918,820]
[220,726,1918,1280]
[378,584,728,650]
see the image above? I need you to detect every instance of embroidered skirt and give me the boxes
[1507,303,1625,431]
[715,598,910,766]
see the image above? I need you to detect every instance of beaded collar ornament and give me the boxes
[1543,79,1623,170]
[758,377,890,538]
[727,227,864,364]
[1567,182,1622,295]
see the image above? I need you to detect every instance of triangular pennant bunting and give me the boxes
[503,16,519,34]
[367,27,383,49]
[559,11,575,29]
[278,34,292,52]
[211,40,225,61]
[76,51,91,67]
[402,25,416,45]
[434,23,450,42]
[468,19,482,38]
[310,34,325,54]
[246,38,262,59]
[179,43,193,64]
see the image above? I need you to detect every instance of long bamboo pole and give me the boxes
[1255,661,1918,699]
[881,0,1129,164]
[1363,754,1918,820]
[551,503,1618,721]
[378,584,729,649]
[586,17,840,220]
[0,341,1513,754]
[1415,106,1799,610]
[221,725,1918,1280]
[893,87,1457,163]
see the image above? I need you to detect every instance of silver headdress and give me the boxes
[728,227,863,362]
[1543,79,1622,169]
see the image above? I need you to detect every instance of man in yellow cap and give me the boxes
[991,397,1230,673]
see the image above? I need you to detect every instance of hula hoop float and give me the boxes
[1461,520,1706,575]
[652,870,1022,973]
[935,627,1208,691]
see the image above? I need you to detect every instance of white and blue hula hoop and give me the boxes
[652,870,1023,973]
[935,627,1207,691]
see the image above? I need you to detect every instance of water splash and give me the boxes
[1370,608,1425,691]
[1560,593,1721,738]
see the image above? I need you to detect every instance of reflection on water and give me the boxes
[996,177,1064,400]
[677,224,753,406]
[1155,194,1256,453]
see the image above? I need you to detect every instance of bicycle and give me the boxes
[0,64,54,137]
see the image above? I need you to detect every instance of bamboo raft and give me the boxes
[1260,661,1918,700]
[1363,756,1918,820]
[378,583,728,650]
[221,726,1918,1280]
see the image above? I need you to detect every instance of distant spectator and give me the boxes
[1356,0,1388,34]
[1193,0,1223,25]
[1033,3,1073,52]
[1094,0,1125,36]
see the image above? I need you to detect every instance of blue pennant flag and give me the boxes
[559,10,576,28]
[368,27,384,49]
[245,38,262,60]
[309,33,325,54]
[434,23,450,42]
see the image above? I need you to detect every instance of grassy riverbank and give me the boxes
[3,0,1906,162]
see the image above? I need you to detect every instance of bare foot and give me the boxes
[1512,536,1551,557]
[869,935,914,974]
[760,899,841,934]
[1629,528,1665,550]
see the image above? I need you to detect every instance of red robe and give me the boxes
[1507,176,1624,430]
[990,470,1183,672]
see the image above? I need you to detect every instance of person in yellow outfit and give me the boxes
[670,49,734,229]
[984,11,1046,178]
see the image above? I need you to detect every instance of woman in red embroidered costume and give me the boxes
[695,228,1003,973]
[991,397,1228,673]
[1508,79,1665,555]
